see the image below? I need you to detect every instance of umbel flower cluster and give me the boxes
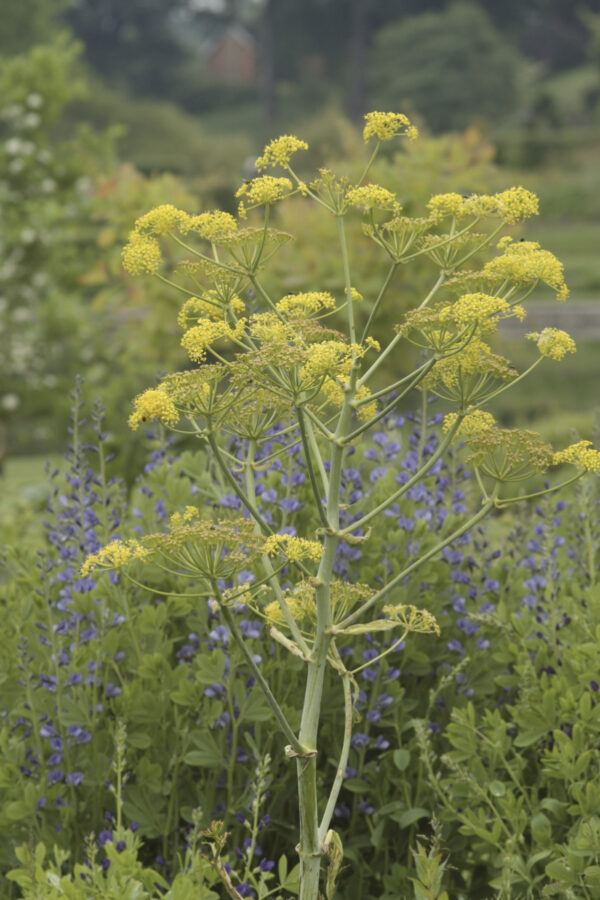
[90,111,596,900]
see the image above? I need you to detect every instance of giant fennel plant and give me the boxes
[83,112,599,900]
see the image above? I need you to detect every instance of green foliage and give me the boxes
[370,2,525,133]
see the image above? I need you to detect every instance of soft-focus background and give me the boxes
[2,0,600,496]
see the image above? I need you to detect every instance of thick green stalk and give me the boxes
[296,216,358,900]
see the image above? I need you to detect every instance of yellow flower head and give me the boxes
[236,176,293,212]
[181,319,246,363]
[128,388,180,430]
[264,534,323,563]
[255,135,309,171]
[122,231,162,275]
[169,506,200,528]
[382,603,440,635]
[527,327,576,361]
[346,184,401,213]
[363,111,418,142]
[553,441,600,473]
[177,293,246,327]
[493,186,539,224]
[483,241,568,301]
[134,204,190,235]
[350,287,363,303]
[424,337,516,392]
[276,291,336,318]
[81,539,150,577]
[180,210,238,242]
[427,193,465,220]
[443,409,497,438]
[443,292,525,334]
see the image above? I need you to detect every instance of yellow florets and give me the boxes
[264,534,323,563]
[276,291,336,317]
[443,292,525,334]
[483,241,568,301]
[443,409,497,437]
[236,176,293,212]
[553,441,600,472]
[128,388,180,430]
[181,319,247,363]
[527,327,576,361]
[177,293,246,327]
[122,232,162,275]
[382,603,440,635]
[350,288,363,303]
[255,135,309,171]
[169,506,200,527]
[180,210,238,242]
[427,193,465,220]
[493,186,539,224]
[302,341,355,380]
[363,111,418,142]
[346,184,401,213]
[424,337,515,391]
[249,312,291,344]
[134,204,190,235]
[81,539,150,577]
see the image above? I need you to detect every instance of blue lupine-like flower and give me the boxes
[351,733,370,749]
[66,771,84,786]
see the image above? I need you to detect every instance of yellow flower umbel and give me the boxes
[553,441,600,473]
[180,210,238,242]
[236,176,293,217]
[346,184,402,214]
[81,539,151,577]
[492,187,539,224]
[121,231,162,275]
[255,135,309,171]
[527,328,576,361]
[482,241,568,300]
[442,293,525,334]
[443,409,497,438]
[382,604,440,635]
[363,111,418,142]
[276,291,337,318]
[464,426,554,482]
[128,388,180,430]
[264,534,323,564]
[181,318,247,363]
[427,193,466,220]
[133,204,190,235]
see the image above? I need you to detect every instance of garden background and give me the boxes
[3,1,600,898]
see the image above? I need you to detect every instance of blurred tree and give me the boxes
[0,0,67,55]
[369,2,524,133]
[66,0,191,97]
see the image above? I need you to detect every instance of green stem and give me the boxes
[217,601,303,753]
[496,472,582,506]
[472,357,543,408]
[296,406,329,529]
[344,360,436,444]
[360,263,397,342]
[340,416,463,536]
[359,272,445,387]
[341,496,496,628]
[317,668,353,844]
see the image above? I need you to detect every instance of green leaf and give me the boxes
[184,732,222,768]
[396,808,429,828]
[545,860,577,884]
[393,748,410,771]
[128,731,152,749]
